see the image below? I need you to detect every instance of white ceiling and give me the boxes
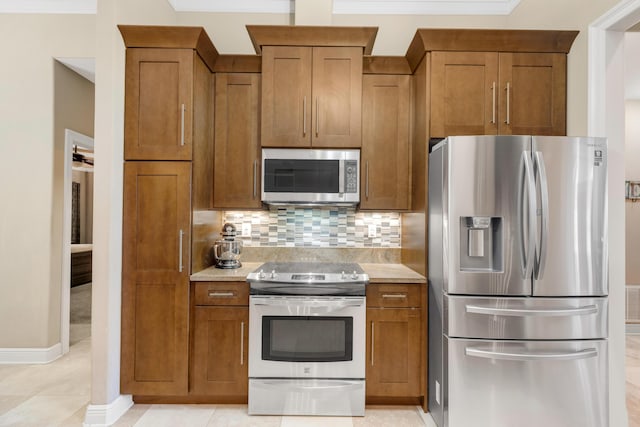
[0,0,521,15]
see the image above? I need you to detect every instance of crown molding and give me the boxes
[0,0,96,14]
[333,0,521,15]
[169,0,293,13]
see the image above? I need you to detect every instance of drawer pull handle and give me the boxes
[240,321,245,365]
[466,347,598,362]
[382,294,407,299]
[370,322,375,366]
[180,103,186,146]
[465,304,598,317]
[208,291,235,298]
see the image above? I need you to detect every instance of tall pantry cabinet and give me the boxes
[119,26,217,396]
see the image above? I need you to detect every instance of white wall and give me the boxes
[0,14,95,349]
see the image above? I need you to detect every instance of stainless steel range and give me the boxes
[247,262,368,416]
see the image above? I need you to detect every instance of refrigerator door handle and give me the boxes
[465,347,598,362]
[465,304,598,317]
[519,151,537,279]
[534,151,549,279]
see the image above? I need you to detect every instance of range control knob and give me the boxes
[341,271,346,280]
[351,270,358,280]
[270,270,277,279]
[258,269,265,280]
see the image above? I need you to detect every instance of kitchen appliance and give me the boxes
[428,135,608,427]
[261,148,360,205]
[213,223,243,269]
[247,262,368,416]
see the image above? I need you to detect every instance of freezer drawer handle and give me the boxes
[465,304,598,317]
[465,347,598,361]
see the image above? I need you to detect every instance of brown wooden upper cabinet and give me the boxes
[261,46,363,148]
[124,48,197,160]
[361,74,412,210]
[405,29,578,139]
[430,51,567,137]
[213,73,262,209]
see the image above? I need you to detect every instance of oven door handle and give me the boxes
[252,298,364,313]
[252,379,364,391]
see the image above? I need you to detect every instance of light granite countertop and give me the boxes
[190,262,425,284]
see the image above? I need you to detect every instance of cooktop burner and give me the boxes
[246,262,369,296]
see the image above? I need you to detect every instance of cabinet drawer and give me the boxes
[193,282,249,306]
[367,284,421,308]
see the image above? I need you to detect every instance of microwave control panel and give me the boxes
[345,160,358,193]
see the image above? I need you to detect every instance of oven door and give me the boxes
[249,295,365,379]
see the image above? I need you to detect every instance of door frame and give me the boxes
[588,1,640,426]
[62,129,94,355]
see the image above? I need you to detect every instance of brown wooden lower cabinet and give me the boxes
[190,282,249,401]
[365,283,425,404]
[366,307,421,399]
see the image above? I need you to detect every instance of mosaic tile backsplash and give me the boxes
[223,207,401,248]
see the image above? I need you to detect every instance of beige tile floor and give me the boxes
[0,337,433,427]
[7,334,640,426]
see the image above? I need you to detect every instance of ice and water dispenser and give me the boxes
[459,216,503,272]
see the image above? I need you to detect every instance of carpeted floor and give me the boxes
[70,282,91,345]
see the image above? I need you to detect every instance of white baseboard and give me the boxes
[83,395,133,427]
[626,324,640,334]
[416,406,438,427]
[0,343,62,364]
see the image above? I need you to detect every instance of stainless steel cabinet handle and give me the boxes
[180,103,186,146]
[315,97,319,137]
[534,151,549,279]
[208,291,235,298]
[371,322,375,366]
[365,161,370,199]
[466,304,598,317]
[178,229,184,273]
[466,347,598,362]
[504,82,510,125]
[240,321,245,366]
[253,160,258,199]
[303,96,307,137]
[491,81,496,124]
[382,294,407,299]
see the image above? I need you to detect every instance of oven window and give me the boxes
[262,316,353,362]
[263,159,340,193]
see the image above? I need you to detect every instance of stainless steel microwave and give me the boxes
[261,149,360,205]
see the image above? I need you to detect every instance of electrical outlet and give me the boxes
[242,223,251,237]
[368,224,377,238]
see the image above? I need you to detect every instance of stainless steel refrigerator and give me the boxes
[428,135,608,427]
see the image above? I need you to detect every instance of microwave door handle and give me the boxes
[534,151,549,279]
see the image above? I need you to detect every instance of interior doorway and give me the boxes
[62,129,94,354]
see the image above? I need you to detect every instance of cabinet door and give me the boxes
[430,51,498,138]
[191,306,249,397]
[312,47,363,148]
[366,308,421,398]
[261,46,312,147]
[124,49,193,160]
[498,53,567,135]
[213,73,262,208]
[361,75,411,210]
[121,162,191,396]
